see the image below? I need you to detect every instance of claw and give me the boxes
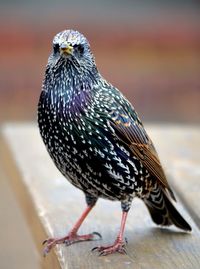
[42,239,48,245]
[99,251,107,257]
[42,238,54,246]
[118,245,127,255]
[92,232,102,240]
[91,246,99,252]
[64,240,72,246]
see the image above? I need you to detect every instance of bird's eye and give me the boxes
[74,44,84,55]
[53,43,60,54]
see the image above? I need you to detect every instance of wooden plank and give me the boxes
[0,159,40,269]
[0,128,61,269]
[1,123,200,269]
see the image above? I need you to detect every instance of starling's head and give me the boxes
[49,29,96,74]
[53,29,88,57]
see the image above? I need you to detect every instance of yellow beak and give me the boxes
[60,43,73,55]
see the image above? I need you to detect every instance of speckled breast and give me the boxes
[38,92,151,201]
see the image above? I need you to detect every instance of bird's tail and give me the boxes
[144,184,191,231]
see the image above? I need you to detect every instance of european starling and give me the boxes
[38,29,191,256]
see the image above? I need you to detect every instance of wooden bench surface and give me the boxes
[1,123,200,269]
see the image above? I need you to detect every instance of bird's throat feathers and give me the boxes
[42,60,98,117]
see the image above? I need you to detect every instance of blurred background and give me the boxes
[0,0,199,268]
[0,0,200,123]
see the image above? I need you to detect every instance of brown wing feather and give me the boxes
[110,114,176,200]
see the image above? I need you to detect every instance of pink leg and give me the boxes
[92,211,128,256]
[43,206,101,256]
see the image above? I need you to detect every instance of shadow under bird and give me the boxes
[38,29,191,256]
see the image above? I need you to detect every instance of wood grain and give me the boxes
[1,123,200,269]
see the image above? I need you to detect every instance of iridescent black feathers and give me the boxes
[38,29,191,232]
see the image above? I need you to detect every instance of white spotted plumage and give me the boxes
[38,30,192,257]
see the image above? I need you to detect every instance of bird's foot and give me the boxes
[92,239,127,256]
[43,231,102,256]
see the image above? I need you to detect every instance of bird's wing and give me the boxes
[108,99,176,200]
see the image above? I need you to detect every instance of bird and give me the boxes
[38,29,191,256]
